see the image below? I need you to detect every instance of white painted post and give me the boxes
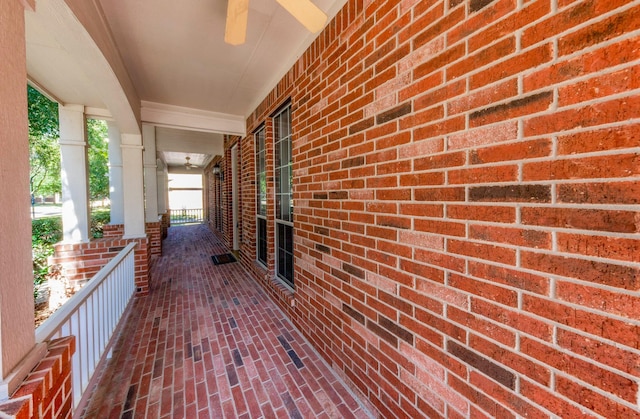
[156,159,168,216]
[142,124,159,223]
[59,105,90,243]
[121,133,146,238]
[107,121,124,225]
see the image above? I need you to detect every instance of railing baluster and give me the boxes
[70,311,81,405]
[168,208,204,225]
[81,303,89,394]
[96,282,104,359]
[90,292,98,368]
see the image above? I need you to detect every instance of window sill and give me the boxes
[252,261,296,307]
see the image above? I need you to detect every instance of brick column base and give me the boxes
[0,337,76,419]
[160,213,169,239]
[145,221,162,257]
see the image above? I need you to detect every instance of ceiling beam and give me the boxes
[142,101,246,136]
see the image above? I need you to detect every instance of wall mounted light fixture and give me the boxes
[213,164,223,180]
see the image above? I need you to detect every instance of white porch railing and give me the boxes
[35,242,137,411]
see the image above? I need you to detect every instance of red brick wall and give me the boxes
[222,138,234,248]
[0,337,76,419]
[52,235,151,295]
[146,221,162,257]
[133,236,151,294]
[160,213,169,238]
[204,157,227,243]
[236,0,640,417]
[102,223,124,238]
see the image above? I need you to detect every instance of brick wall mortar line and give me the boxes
[554,367,640,412]
[528,60,640,96]
[514,202,640,212]
[554,89,640,112]
[559,2,640,42]
[523,295,640,333]
[439,217,640,239]
[476,371,600,418]
[456,329,639,416]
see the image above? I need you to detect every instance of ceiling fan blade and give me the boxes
[225,0,249,45]
[276,0,327,33]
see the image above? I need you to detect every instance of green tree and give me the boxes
[28,87,110,204]
[87,119,109,201]
[28,85,60,198]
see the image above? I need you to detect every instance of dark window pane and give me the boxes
[274,106,294,288]
[285,225,293,253]
[276,222,293,287]
[285,251,293,282]
[256,127,268,262]
[257,218,267,265]
[278,245,286,278]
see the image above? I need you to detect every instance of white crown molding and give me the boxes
[141,101,246,137]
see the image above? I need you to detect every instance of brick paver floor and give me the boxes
[81,224,373,418]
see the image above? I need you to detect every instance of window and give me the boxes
[274,106,293,287]
[215,172,223,231]
[255,127,267,266]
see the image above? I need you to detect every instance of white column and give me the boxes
[202,172,208,222]
[164,167,169,211]
[142,124,158,223]
[121,133,146,238]
[59,105,90,243]
[156,159,167,215]
[107,121,124,225]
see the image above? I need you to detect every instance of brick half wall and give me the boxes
[0,337,76,419]
[51,236,151,295]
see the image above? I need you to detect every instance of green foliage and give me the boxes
[31,217,62,287]
[28,86,61,197]
[31,216,63,245]
[90,209,111,238]
[28,86,59,140]
[87,119,110,201]
[33,242,55,287]
[28,88,111,202]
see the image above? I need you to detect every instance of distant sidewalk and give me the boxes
[31,204,62,219]
[31,202,109,219]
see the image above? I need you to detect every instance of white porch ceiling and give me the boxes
[26,0,347,124]
[156,126,223,170]
[97,0,345,117]
[24,0,346,165]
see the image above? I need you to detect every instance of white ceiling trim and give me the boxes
[141,101,246,136]
[27,77,61,104]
